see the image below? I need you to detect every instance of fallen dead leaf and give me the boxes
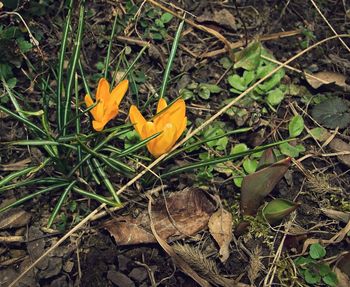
[321,208,350,223]
[334,267,350,287]
[208,208,232,263]
[329,138,350,167]
[104,188,216,245]
[0,158,31,171]
[197,9,237,31]
[306,71,349,90]
[0,208,31,230]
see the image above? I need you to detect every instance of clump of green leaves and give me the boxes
[294,243,338,287]
[139,9,174,40]
[226,42,286,108]
[180,82,222,100]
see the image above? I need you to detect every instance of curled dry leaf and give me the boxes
[329,138,350,167]
[0,208,31,230]
[197,9,237,31]
[104,188,215,245]
[306,71,349,90]
[321,208,350,224]
[208,208,232,263]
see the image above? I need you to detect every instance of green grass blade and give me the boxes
[57,0,74,131]
[62,1,85,135]
[104,14,118,79]
[0,183,70,214]
[87,158,101,184]
[159,20,185,98]
[47,180,77,228]
[68,129,131,177]
[0,166,38,188]
[92,158,120,204]
[72,186,121,207]
[0,105,47,137]
[161,140,292,178]
[119,45,148,82]
[75,72,83,175]
[0,178,67,193]
[116,131,161,157]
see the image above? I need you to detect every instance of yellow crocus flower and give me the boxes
[85,78,128,131]
[129,98,187,157]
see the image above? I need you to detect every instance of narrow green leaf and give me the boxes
[62,1,85,135]
[57,0,74,131]
[72,186,121,207]
[159,20,184,98]
[47,180,77,228]
[0,183,69,214]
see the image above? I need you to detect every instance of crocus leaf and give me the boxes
[234,41,262,71]
[262,198,299,224]
[240,157,291,216]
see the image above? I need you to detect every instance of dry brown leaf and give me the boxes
[208,208,232,263]
[0,158,31,171]
[104,188,215,245]
[306,71,349,90]
[302,220,350,254]
[0,208,31,230]
[197,9,236,31]
[147,197,212,287]
[321,208,350,223]
[329,138,350,167]
[334,268,350,287]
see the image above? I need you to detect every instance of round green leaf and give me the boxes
[309,243,326,259]
[322,272,338,287]
[304,269,321,285]
[267,88,284,106]
[289,115,304,137]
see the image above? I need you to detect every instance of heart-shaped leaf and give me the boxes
[311,97,350,129]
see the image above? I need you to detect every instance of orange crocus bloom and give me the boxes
[85,78,128,131]
[129,98,187,157]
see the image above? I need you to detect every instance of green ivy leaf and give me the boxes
[17,38,33,53]
[289,115,304,137]
[309,243,326,259]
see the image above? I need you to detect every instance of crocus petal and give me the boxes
[111,79,129,107]
[129,105,147,138]
[174,116,187,140]
[154,98,169,127]
[96,78,110,102]
[102,107,119,125]
[156,98,167,113]
[84,94,97,119]
[95,99,105,122]
[92,120,107,131]
[142,122,157,153]
[168,99,186,134]
[152,123,176,157]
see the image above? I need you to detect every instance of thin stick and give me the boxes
[9,34,350,287]
[310,0,350,54]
